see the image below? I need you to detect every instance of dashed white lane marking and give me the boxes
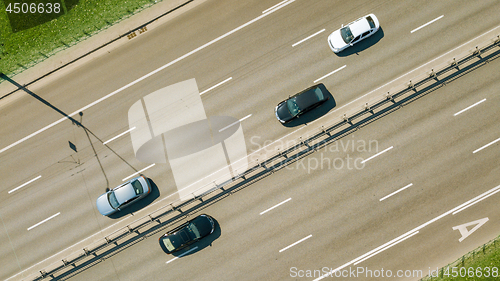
[361,146,393,164]
[292,29,326,47]
[219,114,252,132]
[260,198,291,215]
[200,77,233,96]
[27,212,60,231]
[411,15,444,33]
[454,98,486,116]
[103,127,136,145]
[314,65,346,83]
[279,234,312,253]
[380,183,413,201]
[122,164,155,181]
[9,175,41,194]
[473,137,500,154]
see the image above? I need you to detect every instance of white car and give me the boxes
[96,175,151,216]
[328,14,380,53]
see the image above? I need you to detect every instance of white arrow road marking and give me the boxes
[452,217,489,242]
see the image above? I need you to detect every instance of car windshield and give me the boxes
[340,26,354,43]
[286,98,301,117]
[131,179,143,195]
[161,238,176,251]
[107,191,119,209]
[188,222,202,239]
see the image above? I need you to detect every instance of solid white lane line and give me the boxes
[103,127,136,145]
[473,137,500,154]
[27,212,60,231]
[454,99,486,116]
[0,0,296,156]
[8,175,41,194]
[411,15,444,33]
[122,164,155,181]
[453,185,500,215]
[314,65,346,83]
[260,198,291,215]
[353,231,419,265]
[262,0,295,16]
[279,234,312,253]
[199,77,233,96]
[166,246,199,264]
[292,29,326,47]
[0,119,65,155]
[262,0,292,14]
[313,183,500,281]
[361,146,393,164]
[219,114,252,132]
[379,183,413,201]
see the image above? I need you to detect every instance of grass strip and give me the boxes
[0,0,156,77]
[421,235,500,280]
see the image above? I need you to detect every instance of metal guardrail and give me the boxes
[26,33,500,280]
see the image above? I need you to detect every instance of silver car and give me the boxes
[328,14,380,53]
[96,175,151,216]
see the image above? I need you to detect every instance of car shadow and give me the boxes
[283,90,337,127]
[170,217,222,257]
[108,178,160,219]
[335,27,385,57]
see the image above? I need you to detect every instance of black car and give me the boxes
[159,214,215,254]
[275,83,331,123]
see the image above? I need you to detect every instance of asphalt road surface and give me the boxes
[0,0,499,280]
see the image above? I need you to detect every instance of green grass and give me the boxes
[0,0,156,77]
[422,236,500,280]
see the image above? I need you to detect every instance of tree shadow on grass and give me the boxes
[7,0,80,32]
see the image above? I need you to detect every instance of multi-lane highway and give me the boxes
[1,0,500,280]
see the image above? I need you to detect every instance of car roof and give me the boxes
[349,17,371,36]
[191,215,213,236]
[113,182,136,204]
[294,87,322,109]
